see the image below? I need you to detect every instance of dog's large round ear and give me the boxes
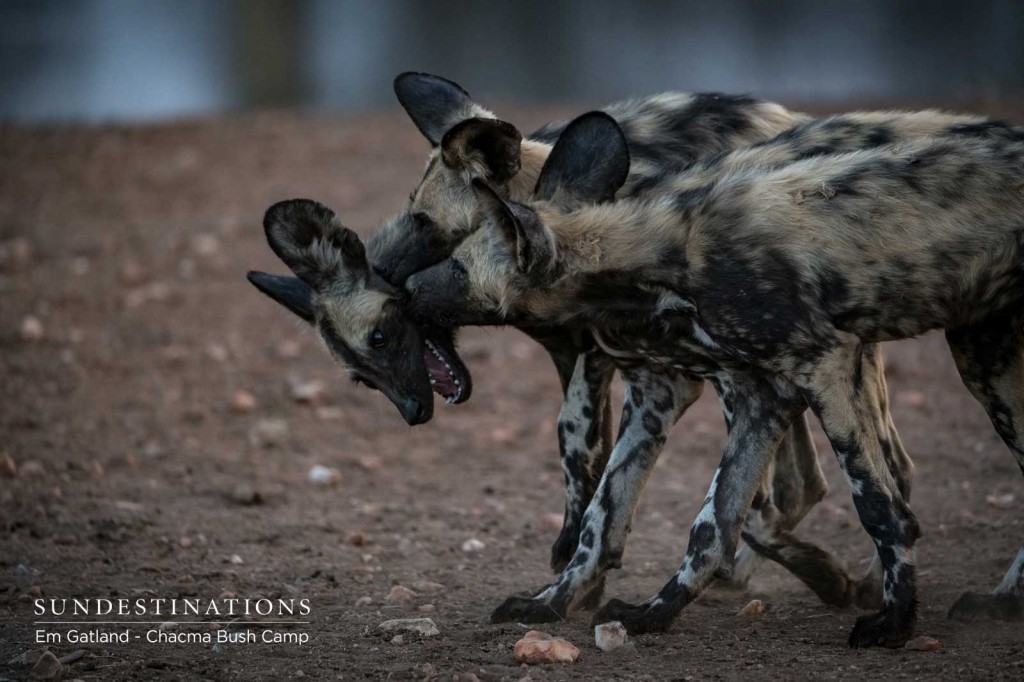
[394,72,488,146]
[441,118,523,182]
[247,271,316,323]
[263,199,367,288]
[534,111,630,205]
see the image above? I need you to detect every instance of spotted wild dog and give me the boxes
[248,74,1004,619]
[382,83,1003,610]
[248,200,468,426]
[370,77,997,605]
[404,112,1024,647]
[250,72,845,609]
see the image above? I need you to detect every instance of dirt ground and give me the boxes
[2,101,1024,681]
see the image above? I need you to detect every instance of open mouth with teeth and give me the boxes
[422,327,472,405]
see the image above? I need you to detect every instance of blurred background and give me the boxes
[3,0,1024,123]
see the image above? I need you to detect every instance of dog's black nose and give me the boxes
[400,398,429,425]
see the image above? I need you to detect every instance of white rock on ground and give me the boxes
[249,419,288,448]
[378,618,440,637]
[19,316,44,341]
[291,380,327,404]
[308,465,341,487]
[461,538,486,553]
[594,621,628,651]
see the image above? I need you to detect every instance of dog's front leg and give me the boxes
[490,367,700,624]
[550,348,616,607]
[594,372,806,633]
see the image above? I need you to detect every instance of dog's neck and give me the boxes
[514,195,695,324]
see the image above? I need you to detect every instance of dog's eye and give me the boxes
[369,329,387,348]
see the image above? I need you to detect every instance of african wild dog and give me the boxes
[398,102,1005,613]
[405,112,1024,647]
[360,75,934,605]
[249,199,472,426]
[248,74,1002,620]
[250,72,848,607]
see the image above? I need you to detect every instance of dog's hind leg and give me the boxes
[946,310,1024,622]
[729,410,830,590]
[855,343,915,609]
[789,338,920,648]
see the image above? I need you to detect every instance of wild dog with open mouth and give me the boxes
[364,75,923,601]
[251,73,838,604]
[406,112,1024,647]
[247,74,1003,616]
[247,199,471,426]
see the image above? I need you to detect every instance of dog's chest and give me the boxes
[590,313,736,377]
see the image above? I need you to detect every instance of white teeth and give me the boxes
[430,379,436,384]
[453,379,460,385]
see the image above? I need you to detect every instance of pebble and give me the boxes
[539,512,564,532]
[490,427,515,444]
[229,554,244,565]
[0,237,33,268]
[192,233,220,257]
[355,596,373,607]
[20,460,45,478]
[250,419,289,448]
[308,465,341,487]
[29,650,62,681]
[411,580,445,593]
[315,406,345,421]
[1,453,16,478]
[346,531,367,546]
[378,618,440,637]
[386,585,417,603]
[124,282,171,308]
[737,599,764,617]
[291,380,327,404]
[206,343,229,363]
[905,636,941,652]
[462,538,486,553]
[513,630,580,664]
[231,390,257,413]
[230,483,263,506]
[277,339,301,358]
[20,315,44,341]
[986,493,1015,509]
[390,634,404,645]
[594,621,628,652]
[418,604,436,613]
[357,455,382,472]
